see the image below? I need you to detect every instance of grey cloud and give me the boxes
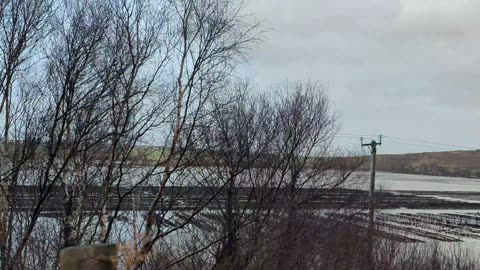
[242,0,480,153]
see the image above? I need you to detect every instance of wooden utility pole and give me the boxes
[361,135,382,270]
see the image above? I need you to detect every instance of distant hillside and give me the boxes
[94,144,480,179]
[361,150,480,179]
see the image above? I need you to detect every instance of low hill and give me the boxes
[362,150,480,179]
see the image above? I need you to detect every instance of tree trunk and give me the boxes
[99,204,109,242]
[63,187,77,248]
[0,184,8,269]
[275,174,298,270]
[217,175,237,269]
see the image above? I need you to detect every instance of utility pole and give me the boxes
[361,135,382,270]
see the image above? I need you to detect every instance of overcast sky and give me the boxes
[242,0,480,154]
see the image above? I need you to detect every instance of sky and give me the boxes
[241,0,480,154]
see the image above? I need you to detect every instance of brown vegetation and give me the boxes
[358,150,480,178]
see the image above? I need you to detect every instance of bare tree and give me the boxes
[0,0,53,268]
[155,82,364,270]
[93,0,171,244]
[191,82,279,269]
[0,1,374,269]
[0,0,52,141]
[46,0,113,248]
[268,82,362,270]
[130,0,259,266]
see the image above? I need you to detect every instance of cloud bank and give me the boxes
[243,0,480,153]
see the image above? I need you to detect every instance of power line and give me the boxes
[337,133,378,138]
[381,139,460,151]
[335,135,378,141]
[382,135,478,150]
[335,133,479,151]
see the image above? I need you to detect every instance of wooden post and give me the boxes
[60,244,118,270]
[361,136,382,270]
[366,141,377,270]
